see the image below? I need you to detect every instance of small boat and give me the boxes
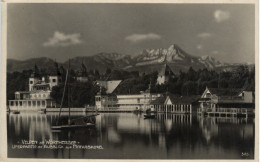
[52,123,95,130]
[133,109,142,114]
[13,111,20,114]
[12,105,20,114]
[38,108,46,113]
[144,114,156,119]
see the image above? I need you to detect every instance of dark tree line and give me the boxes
[113,66,255,96]
[7,65,255,107]
[50,82,100,107]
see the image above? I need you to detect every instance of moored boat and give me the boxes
[13,110,20,114]
[144,114,155,119]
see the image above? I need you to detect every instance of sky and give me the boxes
[7,3,255,63]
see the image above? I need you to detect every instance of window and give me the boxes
[52,79,56,82]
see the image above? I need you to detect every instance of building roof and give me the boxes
[175,95,201,104]
[167,93,200,104]
[151,93,200,105]
[208,88,243,96]
[158,64,176,77]
[150,96,167,105]
[96,80,122,94]
[167,93,181,102]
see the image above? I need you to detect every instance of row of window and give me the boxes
[10,100,46,106]
[30,94,49,98]
[29,78,61,84]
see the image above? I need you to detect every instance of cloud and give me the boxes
[214,10,230,23]
[197,32,212,39]
[43,31,83,47]
[125,33,161,43]
[196,44,203,50]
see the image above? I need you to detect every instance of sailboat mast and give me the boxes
[68,59,71,126]
[56,67,69,126]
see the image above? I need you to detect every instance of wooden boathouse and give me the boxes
[150,93,200,114]
[197,87,255,117]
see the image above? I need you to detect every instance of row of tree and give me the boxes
[113,65,255,95]
[7,65,255,107]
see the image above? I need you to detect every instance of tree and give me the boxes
[105,68,112,75]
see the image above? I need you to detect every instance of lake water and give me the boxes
[7,111,254,159]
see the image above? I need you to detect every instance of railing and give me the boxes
[214,108,247,113]
[197,107,250,114]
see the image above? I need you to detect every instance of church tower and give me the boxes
[76,62,88,82]
[156,55,176,85]
[29,64,40,91]
[49,61,62,90]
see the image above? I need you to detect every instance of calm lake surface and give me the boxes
[7,111,254,159]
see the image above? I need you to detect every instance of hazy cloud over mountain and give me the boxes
[125,33,161,43]
[43,31,83,47]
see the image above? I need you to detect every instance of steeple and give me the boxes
[30,64,40,78]
[50,60,61,76]
[79,61,87,77]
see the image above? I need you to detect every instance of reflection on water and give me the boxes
[7,111,254,159]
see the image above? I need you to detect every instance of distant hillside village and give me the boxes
[7,60,255,117]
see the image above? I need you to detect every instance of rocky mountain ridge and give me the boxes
[7,44,240,74]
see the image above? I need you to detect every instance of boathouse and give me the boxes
[150,93,200,114]
[198,87,255,117]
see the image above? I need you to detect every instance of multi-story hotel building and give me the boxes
[8,63,61,111]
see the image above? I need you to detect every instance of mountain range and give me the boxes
[7,44,250,74]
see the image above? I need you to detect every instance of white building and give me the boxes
[8,63,61,111]
[116,92,162,111]
[95,80,162,111]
